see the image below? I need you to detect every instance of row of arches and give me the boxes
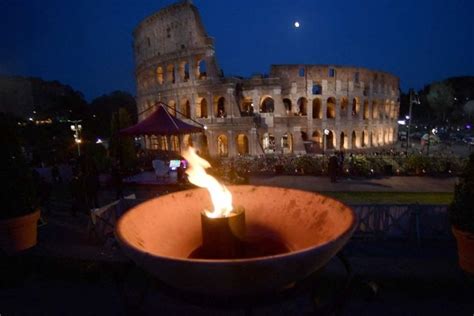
[307,128,395,150]
[142,95,397,122]
[138,58,207,89]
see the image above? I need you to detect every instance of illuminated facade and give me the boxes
[134,1,400,157]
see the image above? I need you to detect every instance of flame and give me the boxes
[182,146,233,218]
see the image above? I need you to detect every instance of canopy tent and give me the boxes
[120,102,203,136]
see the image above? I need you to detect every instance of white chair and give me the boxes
[152,159,170,179]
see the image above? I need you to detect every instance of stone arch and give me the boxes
[260,96,275,113]
[281,133,293,154]
[327,97,336,119]
[196,59,207,79]
[168,100,177,116]
[312,98,322,119]
[170,135,180,151]
[156,66,164,84]
[352,131,358,149]
[340,97,349,118]
[312,130,322,150]
[236,133,249,155]
[372,100,378,119]
[297,97,308,116]
[183,134,193,147]
[363,100,369,120]
[180,98,191,118]
[352,97,360,117]
[214,96,226,117]
[240,97,254,116]
[326,130,335,149]
[340,132,347,150]
[179,61,190,82]
[166,64,175,83]
[384,100,390,119]
[195,97,208,118]
[262,133,276,154]
[199,134,208,154]
[283,98,292,114]
[371,131,377,147]
[361,130,367,147]
[217,134,228,157]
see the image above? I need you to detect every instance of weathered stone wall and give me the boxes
[134,1,400,157]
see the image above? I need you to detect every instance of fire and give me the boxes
[182,147,233,218]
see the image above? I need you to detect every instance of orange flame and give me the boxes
[182,146,233,218]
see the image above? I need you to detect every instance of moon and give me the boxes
[294,21,300,28]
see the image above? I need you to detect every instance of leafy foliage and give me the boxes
[449,154,474,232]
[0,114,38,219]
[109,108,137,172]
[426,82,454,121]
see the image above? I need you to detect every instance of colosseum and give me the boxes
[133,0,400,157]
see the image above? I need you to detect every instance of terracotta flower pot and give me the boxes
[0,209,40,254]
[452,226,474,275]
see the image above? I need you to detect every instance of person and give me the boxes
[328,154,339,183]
[177,160,187,184]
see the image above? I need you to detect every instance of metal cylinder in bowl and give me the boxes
[200,207,246,259]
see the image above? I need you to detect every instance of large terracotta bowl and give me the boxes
[116,185,357,296]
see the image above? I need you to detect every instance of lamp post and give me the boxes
[70,120,82,156]
[323,128,330,170]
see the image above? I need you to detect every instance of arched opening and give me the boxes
[352,131,357,149]
[217,135,228,157]
[240,97,254,116]
[197,59,207,79]
[260,96,274,113]
[215,97,226,118]
[384,101,390,119]
[196,97,208,118]
[340,132,347,150]
[167,64,175,84]
[327,97,336,119]
[283,98,292,114]
[361,131,366,147]
[180,98,191,118]
[199,134,208,154]
[312,98,322,119]
[156,66,164,84]
[312,131,322,150]
[340,97,349,118]
[372,100,378,119]
[297,97,308,116]
[170,135,180,151]
[326,131,335,149]
[183,134,193,147]
[168,100,177,116]
[352,97,360,117]
[371,132,377,147]
[281,133,293,154]
[363,100,369,120]
[236,134,249,155]
[262,133,276,154]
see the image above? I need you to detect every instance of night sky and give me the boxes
[1,0,473,101]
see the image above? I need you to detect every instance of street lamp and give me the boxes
[70,120,82,156]
[323,128,330,168]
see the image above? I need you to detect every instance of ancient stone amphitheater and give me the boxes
[133,1,400,157]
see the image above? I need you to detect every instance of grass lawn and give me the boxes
[324,191,454,205]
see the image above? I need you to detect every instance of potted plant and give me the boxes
[0,114,40,254]
[449,153,474,275]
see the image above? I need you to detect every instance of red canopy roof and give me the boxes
[120,103,203,136]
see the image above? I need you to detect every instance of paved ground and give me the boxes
[1,179,472,315]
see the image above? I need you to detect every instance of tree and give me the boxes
[463,100,474,120]
[109,107,136,171]
[426,82,454,122]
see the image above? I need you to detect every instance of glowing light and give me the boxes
[294,21,300,28]
[182,146,233,218]
[96,138,103,144]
